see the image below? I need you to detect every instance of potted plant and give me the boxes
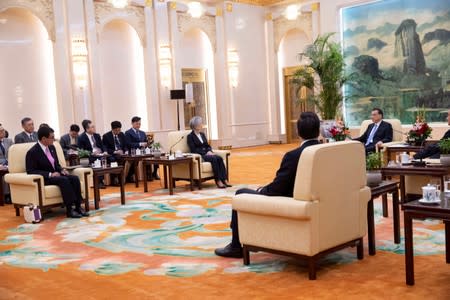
[294,32,349,138]
[78,149,91,166]
[328,120,350,141]
[439,138,450,166]
[366,152,383,187]
[152,142,162,158]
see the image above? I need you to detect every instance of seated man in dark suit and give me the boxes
[0,125,13,203]
[14,117,38,144]
[26,126,88,218]
[102,121,127,186]
[215,112,321,258]
[78,119,106,188]
[124,116,159,180]
[354,108,393,154]
[414,109,450,159]
[59,124,80,159]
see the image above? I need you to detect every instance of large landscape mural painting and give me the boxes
[342,0,450,126]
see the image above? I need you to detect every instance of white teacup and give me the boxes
[422,184,440,202]
[400,152,410,164]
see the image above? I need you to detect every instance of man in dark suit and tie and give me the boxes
[78,119,106,188]
[59,124,80,159]
[102,121,127,186]
[0,125,13,203]
[354,108,393,154]
[26,126,88,218]
[414,109,450,159]
[14,117,38,144]
[125,116,159,180]
[215,112,321,258]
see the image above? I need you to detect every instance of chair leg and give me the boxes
[357,238,364,260]
[382,194,388,217]
[14,205,20,216]
[243,245,250,265]
[197,180,202,190]
[308,258,317,280]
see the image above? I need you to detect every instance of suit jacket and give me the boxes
[26,143,62,180]
[259,140,320,197]
[125,128,147,149]
[414,129,450,159]
[59,133,78,157]
[14,131,37,144]
[187,131,211,156]
[77,132,104,153]
[102,131,127,155]
[354,120,393,146]
[0,138,13,165]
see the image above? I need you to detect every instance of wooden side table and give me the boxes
[121,154,155,188]
[402,194,450,285]
[91,166,125,210]
[143,156,193,195]
[368,180,400,255]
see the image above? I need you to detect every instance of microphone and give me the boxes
[169,136,184,155]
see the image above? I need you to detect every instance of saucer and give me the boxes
[418,198,441,205]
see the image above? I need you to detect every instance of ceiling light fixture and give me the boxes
[109,0,129,9]
[285,4,299,20]
[188,2,204,18]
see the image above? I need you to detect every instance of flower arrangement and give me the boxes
[406,109,432,146]
[329,120,350,141]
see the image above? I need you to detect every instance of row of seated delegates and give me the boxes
[414,109,450,159]
[353,108,393,155]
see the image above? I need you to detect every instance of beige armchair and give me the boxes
[232,141,370,280]
[5,142,92,216]
[167,130,230,189]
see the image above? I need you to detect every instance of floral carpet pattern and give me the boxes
[0,188,446,279]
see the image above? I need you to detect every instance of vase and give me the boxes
[153,150,161,158]
[366,170,382,187]
[320,120,335,139]
[441,154,450,167]
[79,158,90,167]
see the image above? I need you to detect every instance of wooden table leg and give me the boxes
[393,189,400,244]
[400,175,406,203]
[445,220,450,264]
[0,174,4,206]
[143,161,148,193]
[368,197,376,256]
[404,211,415,285]
[382,194,388,217]
[134,161,139,188]
[168,165,173,195]
[189,159,194,191]
[120,170,125,205]
[163,165,168,189]
[94,175,100,210]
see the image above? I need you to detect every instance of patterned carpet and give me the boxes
[1,186,450,299]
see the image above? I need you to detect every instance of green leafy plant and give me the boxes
[294,32,350,120]
[152,142,161,151]
[366,152,382,171]
[77,149,91,159]
[439,138,450,155]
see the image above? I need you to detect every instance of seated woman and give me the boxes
[187,116,231,189]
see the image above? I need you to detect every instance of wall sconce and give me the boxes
[228,49,239,88]
[109,0,129,9]
[71,37,88,88]
[285,4,300,20]
[159,45,172,88]
[188,2,204,18]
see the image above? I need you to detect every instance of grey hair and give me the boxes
[189,116,203,130]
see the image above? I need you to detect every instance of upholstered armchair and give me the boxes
[232,141,370,280]
[167,130,230,189]
[5,142,92,216]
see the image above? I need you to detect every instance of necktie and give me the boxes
[45,147,55,169]
[30,134,34,142]
[366,124,378,145]
[114,135,121,150]
[91,135,96,148]
[0,141,5,156]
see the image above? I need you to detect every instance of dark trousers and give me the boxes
[203,154,227,182]
[365,143,376,154]
[230,188,262,248]
[45,175,83,210]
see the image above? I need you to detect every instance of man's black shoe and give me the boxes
[67,210,82,218]
[75,208,89,217]
[214,243,243,258]
[152,173,160,180]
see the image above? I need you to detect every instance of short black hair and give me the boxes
[131,116,141,123]
[70,124,80,132]
[21,117,32,125]
[111,121,122,129]
[38,126,54,141]
[82,119,92,131]
[372,108,383,117]
[39,123,49,129]
[297,112,320,140]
